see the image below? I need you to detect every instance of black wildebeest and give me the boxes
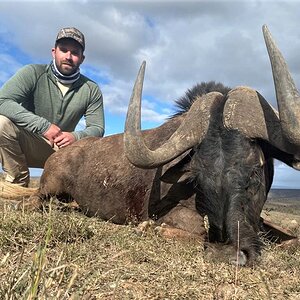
[1,25,299,265]
[124,24,300,264]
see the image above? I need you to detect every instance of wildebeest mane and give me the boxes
[171,81,231,118]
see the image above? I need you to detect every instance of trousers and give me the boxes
[0,115,56,186]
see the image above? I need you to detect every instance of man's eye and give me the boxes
[59,47,80,56]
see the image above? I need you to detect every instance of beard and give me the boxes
[56,61,78,75]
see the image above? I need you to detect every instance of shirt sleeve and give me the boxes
[72,84,105,140]
[0,65,51,134]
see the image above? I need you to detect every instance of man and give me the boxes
[0,27,105,187]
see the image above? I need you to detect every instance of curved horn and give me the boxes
[263,24,300,146]
[124,61,224,168]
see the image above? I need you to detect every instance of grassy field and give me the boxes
[0,180,300,299]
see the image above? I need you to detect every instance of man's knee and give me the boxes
[0,115,18,140]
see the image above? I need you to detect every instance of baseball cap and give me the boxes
[56,27,85,50]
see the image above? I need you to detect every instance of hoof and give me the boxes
[134,220,156,236]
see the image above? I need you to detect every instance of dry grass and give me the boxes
[0,179,300,299]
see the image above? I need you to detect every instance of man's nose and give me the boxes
[65,51,72,59]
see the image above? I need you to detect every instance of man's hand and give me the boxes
[43,124,62,146]
[54,132,76,148]
[43,124,76,149]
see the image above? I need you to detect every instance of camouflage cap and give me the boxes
[56,27,85,50]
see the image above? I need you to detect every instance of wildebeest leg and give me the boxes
[261,218,298,244]
[156,204,206,240]
[136,205,206,241]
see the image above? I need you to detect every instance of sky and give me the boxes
[0,0,300,188]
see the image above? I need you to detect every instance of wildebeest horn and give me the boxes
[124,61,224,168]
[263,24,300,147]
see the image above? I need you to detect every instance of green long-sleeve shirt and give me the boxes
[0,64,105,140]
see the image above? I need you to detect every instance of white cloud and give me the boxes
[1,1,299,107]
[1,1,300,188]
[0,54,23,84]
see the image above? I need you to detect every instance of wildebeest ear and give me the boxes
[160,150,194,183]
[223,86,296,155]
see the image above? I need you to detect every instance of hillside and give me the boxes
[268,189,300,200]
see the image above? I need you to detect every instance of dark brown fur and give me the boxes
[36,114,205,239]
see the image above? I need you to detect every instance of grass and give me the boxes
[0,182,300,299]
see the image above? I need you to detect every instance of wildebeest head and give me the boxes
[124,25,300,170]
[123,25,300,265]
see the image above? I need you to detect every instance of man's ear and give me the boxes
[51,47,56,59]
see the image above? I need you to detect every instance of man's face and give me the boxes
[52,38,85,75]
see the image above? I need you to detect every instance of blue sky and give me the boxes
[0,0,300,188]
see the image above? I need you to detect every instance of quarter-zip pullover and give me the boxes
[0,64,105,140]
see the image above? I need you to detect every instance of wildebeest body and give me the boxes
[39,114,200,226]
